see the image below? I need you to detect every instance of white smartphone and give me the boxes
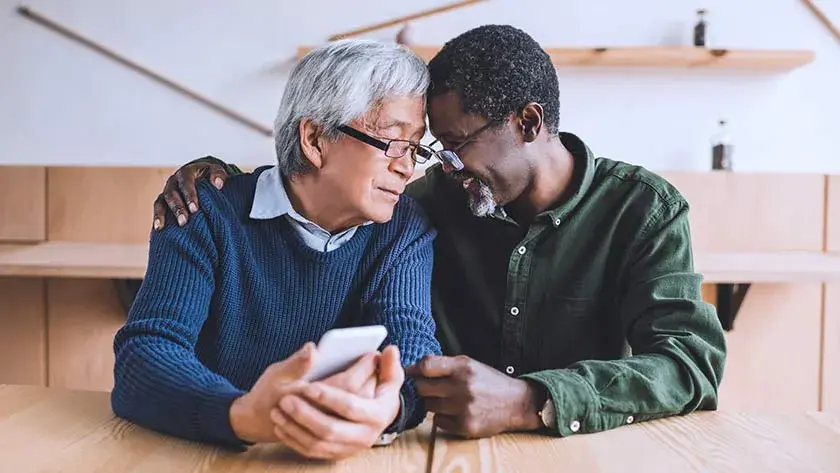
[302,325,388,382]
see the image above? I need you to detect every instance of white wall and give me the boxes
[1,0,839,172]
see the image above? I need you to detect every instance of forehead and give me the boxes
[367,95,426,132]
[427,92,486,138]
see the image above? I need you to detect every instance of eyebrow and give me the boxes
[376,119,426,140]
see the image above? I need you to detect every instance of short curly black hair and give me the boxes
[427,24,560,134]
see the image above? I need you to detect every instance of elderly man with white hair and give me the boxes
[110,39,442,460]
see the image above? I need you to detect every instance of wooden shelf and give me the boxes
[2,243,837,285]
[0,242,148,279]
[297,45,815,72]
[696,252,840,283]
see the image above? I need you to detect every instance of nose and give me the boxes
[440,161,456,174]
[389,153,415,180]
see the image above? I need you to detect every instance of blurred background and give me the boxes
[2,0,838,171]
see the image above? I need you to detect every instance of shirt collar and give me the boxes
[542,132,597,226]
[249,165,373,227]
[487,132,596,226]
[249,165,301,220]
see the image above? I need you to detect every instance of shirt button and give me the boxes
[505,365,515,375]
[554,218,561,226]
[626,415,635,424]
[569,420,581,432]
[510,306,520,316]
[517,246,526,255]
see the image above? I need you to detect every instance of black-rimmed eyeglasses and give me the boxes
[337,123,496,172]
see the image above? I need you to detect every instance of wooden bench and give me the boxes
[5,238,840,283]
[4,242,840,283]
[0,242,147,279]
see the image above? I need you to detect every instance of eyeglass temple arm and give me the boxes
[338,125,389,152]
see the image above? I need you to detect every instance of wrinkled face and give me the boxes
[427,92,532,217]
[318,95,426,223]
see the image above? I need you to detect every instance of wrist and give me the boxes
[229,394,260,444]
[511,379,545,432]
[384,393,406,434]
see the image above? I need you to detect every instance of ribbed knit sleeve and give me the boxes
[111,206,246,449]
[368,203,442,430]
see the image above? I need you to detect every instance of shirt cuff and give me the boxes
[196,388,251,450]
[519,369,602,436]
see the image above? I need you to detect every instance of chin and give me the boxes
[363,202,397,224]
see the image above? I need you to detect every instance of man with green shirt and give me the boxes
[151,25,726,442]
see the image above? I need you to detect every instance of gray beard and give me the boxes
[466,179,497,218]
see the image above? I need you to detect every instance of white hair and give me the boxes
[273,39,430,176]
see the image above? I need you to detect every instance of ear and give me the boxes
[298,118,325,169]
[518,102,544,143]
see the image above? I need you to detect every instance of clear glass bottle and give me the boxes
[711,119,733,171]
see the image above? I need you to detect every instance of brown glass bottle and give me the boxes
[711,119,733,171]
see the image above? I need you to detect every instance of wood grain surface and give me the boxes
[430,411,840,473]
[0,385,432,473]
[3,385,840,472]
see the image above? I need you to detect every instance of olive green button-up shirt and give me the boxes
[199,130,725,437]
[406,132,726,436]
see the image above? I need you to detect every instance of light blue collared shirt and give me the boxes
[249,166,371,252]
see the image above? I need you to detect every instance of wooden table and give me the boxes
[2,385,839,472]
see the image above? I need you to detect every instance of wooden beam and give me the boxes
[328,0,488,41]
[17,6,272,137]
[801,0,840,45]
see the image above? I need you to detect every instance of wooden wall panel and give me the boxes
[824,283,840,413]
[47,279,126,391]
[662,172,825,252]
[0,166,46,242]
[826,175,840,253]
[47,167,174,244]
[0,278,46,385]
[715,284,822,412]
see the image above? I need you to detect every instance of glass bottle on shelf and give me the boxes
[694,9,707,47]
[711,119,733,171]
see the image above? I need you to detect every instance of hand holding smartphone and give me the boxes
[301,325,388,382]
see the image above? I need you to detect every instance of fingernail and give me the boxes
[305,385,321,398]
[153,219,161,230]
[188,202,198,213]
[214,178,224,189]
[177,214,187,226]
[281,396,296,412]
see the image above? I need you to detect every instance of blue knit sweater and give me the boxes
[111,167,441,448]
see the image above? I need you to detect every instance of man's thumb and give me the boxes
[275,342,316,381]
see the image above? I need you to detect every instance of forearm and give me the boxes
[111,204,250,447]
[521,300,725,436]
[112,327,247,448]
[387,316,442,430]
[370,215,440,431]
